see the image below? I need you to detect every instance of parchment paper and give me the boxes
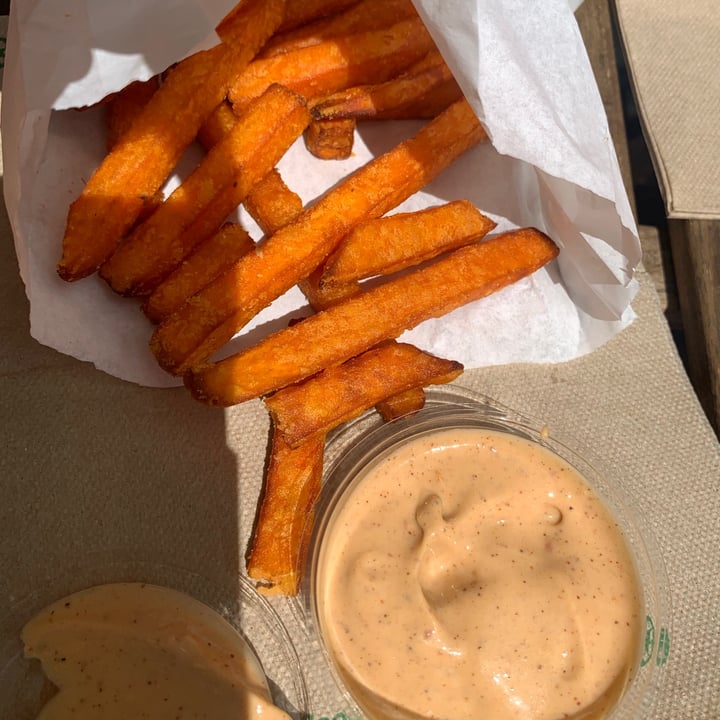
[1,0,640,387]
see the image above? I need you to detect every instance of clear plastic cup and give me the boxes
[0,557,308,719]
[303,385,671,720]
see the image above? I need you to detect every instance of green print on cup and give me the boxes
[656,626,671,666]
[641,614,670,667]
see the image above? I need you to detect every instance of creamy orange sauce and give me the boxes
[22,582,291,719]
[316,428,642,720]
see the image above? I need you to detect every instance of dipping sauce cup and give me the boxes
[305,386,670,720]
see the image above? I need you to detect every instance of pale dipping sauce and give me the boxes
[22,582,291,720]
[315,428,642,720]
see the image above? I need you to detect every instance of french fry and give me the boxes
[150,98,488,376]
[244,170,304,235]
[228,17,435,112]
[143,223,255,324]
[105,77,159,151]
[305,117,356,159]
[265,342,463,448]
[99,84,310,296]
[197,106,305,234]
[247,430,326,595]
[381,76,464,120]
[320,200,497,286]
[375,386,426,421]
[278,0,362,32]
[311,49,459,121]
[143,174,301,323]
[236,164,425,432]
[57,0,284,281]
[197,101,238,150]
[185,228,559,406]
[260,0,417,58]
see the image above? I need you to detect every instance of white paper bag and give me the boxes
[1,0,640,387]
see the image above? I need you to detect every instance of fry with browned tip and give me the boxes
[185,228,559,407]
[247,430,326,596]
[265,342,463,448]
[99,84,310,297]
[311,49,459,121]
[319,200,497,287]
[228,17,435,112]
[57,0,284,282]
[305,117,356,159]
[151,98,488,376]
[376,386,426,421]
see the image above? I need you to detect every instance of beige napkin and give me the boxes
[615,0,720,218]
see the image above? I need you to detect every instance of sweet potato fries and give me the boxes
[54,0,562,595]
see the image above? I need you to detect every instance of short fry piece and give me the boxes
[105,77,159,151]
[376,386,426,421]
[311,49,458,121]
[143,223,255,324]
[244,170,305,236]
[228,18,434,111]
[185,227,559,406]
[247,430,326,595]
[320,200,496,286]
[58,0,284,281]
[100,84,310,296]
[305,117,356,159]
[151,98,487,376]
[265,342,462,447]
[261,0,417,58]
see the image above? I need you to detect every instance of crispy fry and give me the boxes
[261,0,417,58]
[228,17,435,111]
[311,49,459,121]
[279,0,361,32]
[265,342,462,447]
[99,84,310,296]
[143,223,255,324]
[376,386,426,421]
[305,117,356,159]
[320,200,497,286]
[247,430,326,595]
[151,98,488,376]
[105,77,159,151]
[244,170,304,235]
[57,0,284,281]
[185,228,559,406]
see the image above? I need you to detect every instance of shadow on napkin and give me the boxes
[0,176,242,619]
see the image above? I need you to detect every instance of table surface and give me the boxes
[2,5,720,717]
[582,0,720,435]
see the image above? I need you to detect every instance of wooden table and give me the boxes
[577,0,720,436]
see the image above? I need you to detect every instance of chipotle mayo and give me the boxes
[22,582,291,720]
[316,428,642,720]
